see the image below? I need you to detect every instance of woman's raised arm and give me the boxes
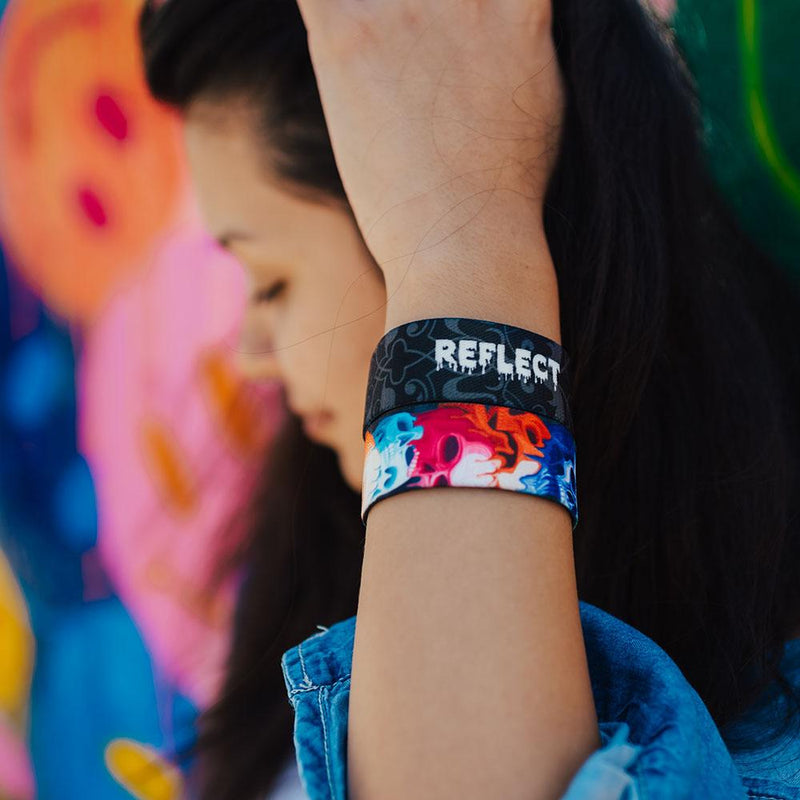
[292,2,601,797]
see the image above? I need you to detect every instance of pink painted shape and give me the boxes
[648,0,676,21]
[79,198,286,707]
[0,718,34,799]
[95,93,129,142]
[76,186,108,227]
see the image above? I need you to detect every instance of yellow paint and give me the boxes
[105,739,183,800]
[0,550,34,716]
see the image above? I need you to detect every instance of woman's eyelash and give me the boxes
[253,280,286,304]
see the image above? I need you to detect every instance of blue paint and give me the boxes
[52,454,98,552]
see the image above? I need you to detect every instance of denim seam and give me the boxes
[318,686,336,800]
[287,675,352,697]
[746,795,791,800]
[297,630,330,690]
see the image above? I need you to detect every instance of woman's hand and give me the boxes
[294,0,565,300]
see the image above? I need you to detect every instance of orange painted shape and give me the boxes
[0,0,186,322]
[140,417,197,515]
[197,347,272,457]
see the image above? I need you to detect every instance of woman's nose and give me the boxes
[235,313,282,383]
[234,342,282,383]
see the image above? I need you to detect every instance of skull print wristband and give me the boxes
[361,318,578,529]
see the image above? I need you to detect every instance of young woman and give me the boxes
[139,0,800,798]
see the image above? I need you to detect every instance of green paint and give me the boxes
[740,0,800,211]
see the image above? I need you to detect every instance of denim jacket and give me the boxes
[281,601,800,800]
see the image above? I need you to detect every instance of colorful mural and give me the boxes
[0,0,284,796]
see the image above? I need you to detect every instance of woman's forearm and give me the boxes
[347,192,601,800]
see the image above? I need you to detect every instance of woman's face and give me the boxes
[183,99,387,494]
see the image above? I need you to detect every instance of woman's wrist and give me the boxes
[378,191,561,343]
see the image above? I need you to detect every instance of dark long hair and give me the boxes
[139,0,800,797]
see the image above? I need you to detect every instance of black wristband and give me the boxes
[362,317,572,440]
